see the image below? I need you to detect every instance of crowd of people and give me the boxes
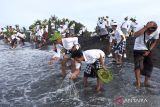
[0,25,26,48]
[0,16,160,92]
[47,16,160,91]
[0,19,85,49]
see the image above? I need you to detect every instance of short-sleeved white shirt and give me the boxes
[70,23,75,29]
[75,49,105,69]
[62,37,79,50]
[17,32,26,39]
[134,29,159,50]
[114,28,126,43]
[121,20,131,31]
[99,21,106,29]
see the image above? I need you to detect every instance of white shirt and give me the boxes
[134,29,159,50]
[129,21,137,32]
[114,28,126,43]
[62,37,79,50]
[97,20,101,27]
[99,21,106,29]
[51,22,55,29]
[70,23,75,29]
[104,20,109,27]
[60,25,68,37]
[75,49,105,69]
[53,44,64,58]
[121,20,131,31]
[53,37,79,58]
[36,29,43,37]
[11,34,16,39]
[36,25,40,32]
[17,32,26,39]
[83,49,105,64]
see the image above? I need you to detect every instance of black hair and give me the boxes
[71,50,83,58]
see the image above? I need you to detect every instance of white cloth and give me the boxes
[60,25,68,37]
[134,29,159,50]
[97,20,102,27]
[17,32,26,39]
[99,21,106,29]
[11,34,17,40]
[70,23,75,29]
[83,49,105,64]
[36,29,43,37]
[114,28,126,43]
[62,37,79,50]
[75,49,105,69]
[121,20,131,32]
[129,22,137,32]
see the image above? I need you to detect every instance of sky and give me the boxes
[1,0,160,31]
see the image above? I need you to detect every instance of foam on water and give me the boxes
[56,72,79,98]
[0,40,160,107]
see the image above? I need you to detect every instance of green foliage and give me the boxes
[29,15,90,38]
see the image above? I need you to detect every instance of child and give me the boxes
[71,49,106,92]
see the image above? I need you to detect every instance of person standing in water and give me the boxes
[133,21,159,88]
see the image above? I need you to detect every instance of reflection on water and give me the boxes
[0,40,160,107]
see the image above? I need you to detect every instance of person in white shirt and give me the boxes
[112,22,126,66]
[48,32,80,77]
[10,30,18,48]
[107,28,115,58]
[129,18,138,37]
[71,49,106,92]
[121,17,131,37]
[59,22,68,38]
[69,23,75,35]
[99,19,108,41]
[133,21,159,88]
[16,31,26,45]
[0,28,4,38]
[35,26,43,41]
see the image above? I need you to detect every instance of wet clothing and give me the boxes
[84,59,103,78]
[75,49,105,78]
[114,41,126,56]
[113,28,126,56]
[134,50,153,77]
[133,28,159,77]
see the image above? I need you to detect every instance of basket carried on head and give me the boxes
[97,68,113,83]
